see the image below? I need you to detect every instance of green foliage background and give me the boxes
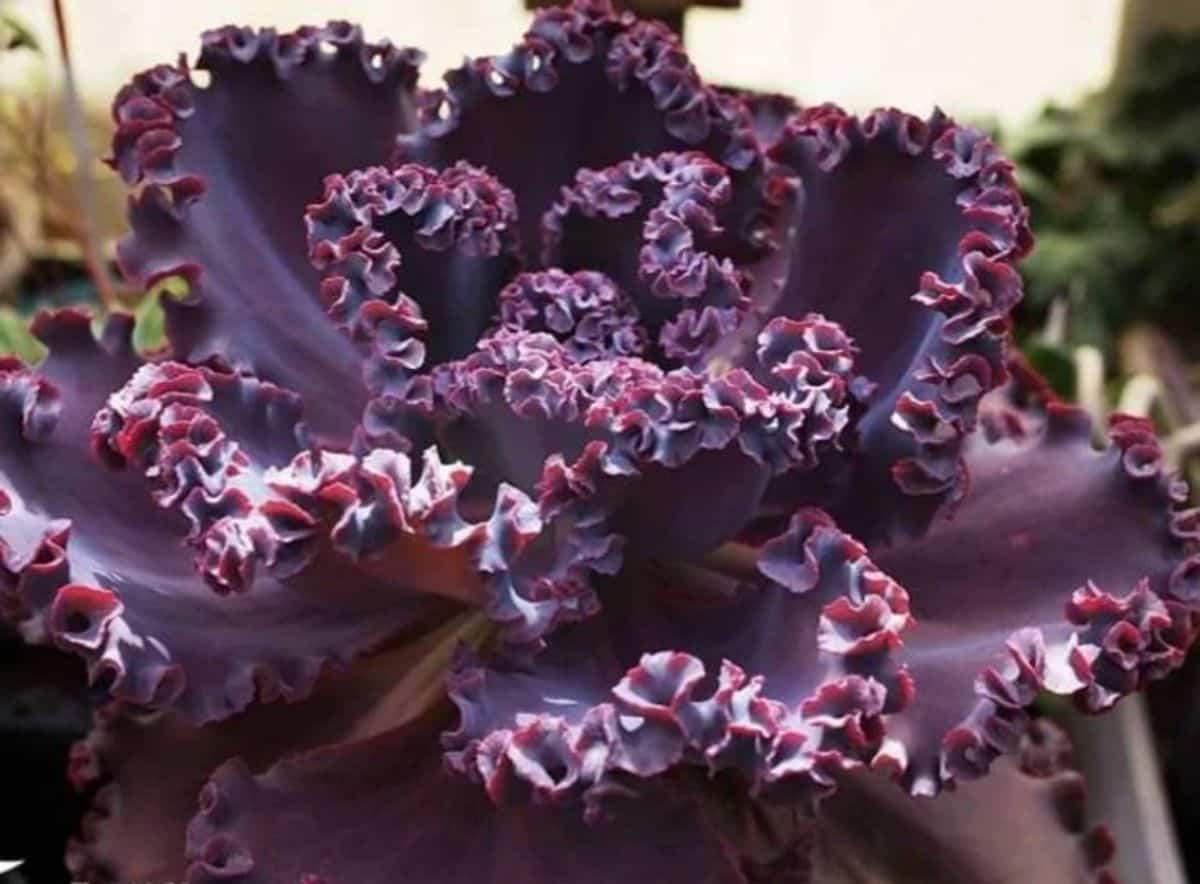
[1007,30,1200,358]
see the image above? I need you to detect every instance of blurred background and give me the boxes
[0,1,1197,882]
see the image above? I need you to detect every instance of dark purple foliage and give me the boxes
[0,2,1194,881]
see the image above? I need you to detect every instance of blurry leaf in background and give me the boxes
[1022,342,1077,400]
[0,268,181,363]
[1154,175,1200,227]
[0,21,127,311]
[132,275,189,354]
[0,8,39,53]
[0,176,39,296]
[1006,29,1200,357]
[0,304,44,362]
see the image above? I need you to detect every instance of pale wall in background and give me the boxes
[5,0,1123,126]
[688,0,1124,122]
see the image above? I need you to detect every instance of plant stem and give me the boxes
[50,0,117,310]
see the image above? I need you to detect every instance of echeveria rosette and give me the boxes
[0,0,1194,880]
[302,149,862,569]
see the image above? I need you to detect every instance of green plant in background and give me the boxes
[0,275,184,361]
[0,3,38,53]
[1010,29,1200,358]
[0,304,42,361]
[130,275,188,353]
[0,0,174,359]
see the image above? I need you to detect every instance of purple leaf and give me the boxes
[65,633,478,884]
[762,106,1032,544]
[543,151,749,366]
[395,2,764,261]
[808,719,1115,883]
[443,509,912,812]
[0,313,457,723]
[184,712,747,884]
[112,22,423,441]
[874,406,1197,794]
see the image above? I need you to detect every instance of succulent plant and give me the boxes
[1,3,1195,881]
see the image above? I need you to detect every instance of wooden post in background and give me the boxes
[1112,0,1200,84]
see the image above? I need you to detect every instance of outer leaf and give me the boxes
[0,311,457,723]
[111,22,423,441]
[65,617,481,884]
[807,720,1115,884]
[183,711,747,884]
[874,407,1198,794]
